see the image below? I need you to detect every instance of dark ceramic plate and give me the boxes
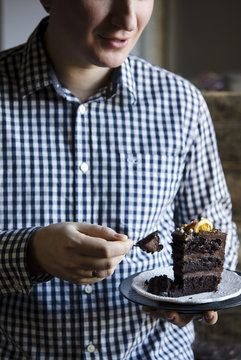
[119,270,241,314]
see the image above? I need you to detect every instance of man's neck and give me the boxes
[42,29,112,103]
[54,65,112,103]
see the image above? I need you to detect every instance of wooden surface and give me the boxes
[203,92,241,270]
[194,92,241,347]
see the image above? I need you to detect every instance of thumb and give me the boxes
[112,233,129,241]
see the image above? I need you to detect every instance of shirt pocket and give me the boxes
[118,152,183,241]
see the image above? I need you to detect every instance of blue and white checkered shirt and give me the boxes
[0,18,239,359]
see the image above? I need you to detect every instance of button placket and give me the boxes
[77,105,88,176]
[74,103,92,222]
[75,103,100,355]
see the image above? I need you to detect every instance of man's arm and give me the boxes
[0,227,51,295]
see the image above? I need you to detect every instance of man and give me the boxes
[0,0,239,358]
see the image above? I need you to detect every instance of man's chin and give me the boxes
[94,51,130,69]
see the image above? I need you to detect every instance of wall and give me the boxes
[165,0,241,79]
[203,92,241,250]
[0,0,46,50]
[133,1,164,67]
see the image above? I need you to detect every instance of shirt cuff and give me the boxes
[0,227,52,295]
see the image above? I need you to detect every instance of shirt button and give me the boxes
[86,344,96,353]
[79,104,86,115]
[79,162,89,173]
[84,284,93,294]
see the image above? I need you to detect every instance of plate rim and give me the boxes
[119,270,241,313]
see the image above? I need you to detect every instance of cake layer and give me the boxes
[174,269,222,282]
[181,270,221,278]
[172,230,226,256]
[170,274,221,296]
[146,274,221,297]
[173,255,224,274]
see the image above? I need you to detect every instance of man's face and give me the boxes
[44,0,154,69]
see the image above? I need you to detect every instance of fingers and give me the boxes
[202,311,218,325]
[77,277,105,285]
[165,312,194,327]
[63,253,125,282]
[143,307,194,327]
[74,222,128,242]
[71,224,133,258]
[142,307,218,327]
[142,306,168,320]
[72,254,125,271]
[77,264,116,279]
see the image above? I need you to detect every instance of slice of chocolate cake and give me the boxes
[136,231,163,254]
[171,219,226,296]
[146,219,226,297]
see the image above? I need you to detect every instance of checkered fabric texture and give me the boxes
[0,18,239,359]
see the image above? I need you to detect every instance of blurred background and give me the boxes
[0,0,241,358]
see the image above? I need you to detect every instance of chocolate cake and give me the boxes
[136,231,163,253]
[146,219,226,297]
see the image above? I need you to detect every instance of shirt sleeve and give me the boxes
[0,227,52,295]
[174,94,239,271]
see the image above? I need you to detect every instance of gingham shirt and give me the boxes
[0,18,239,360]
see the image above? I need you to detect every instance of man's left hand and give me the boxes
[142,306,218,327]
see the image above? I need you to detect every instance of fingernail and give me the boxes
[114,233,128,241]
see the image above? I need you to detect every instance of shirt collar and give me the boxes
[107,58,137,104]
[19,17,52,98]
[19,17,137,104]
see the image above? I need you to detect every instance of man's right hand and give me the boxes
[27,222,133,285]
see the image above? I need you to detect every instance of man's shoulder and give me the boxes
[0,44,25,80]
[0,43,25,61]
[128,54,202,100]
[0,44,26,96]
